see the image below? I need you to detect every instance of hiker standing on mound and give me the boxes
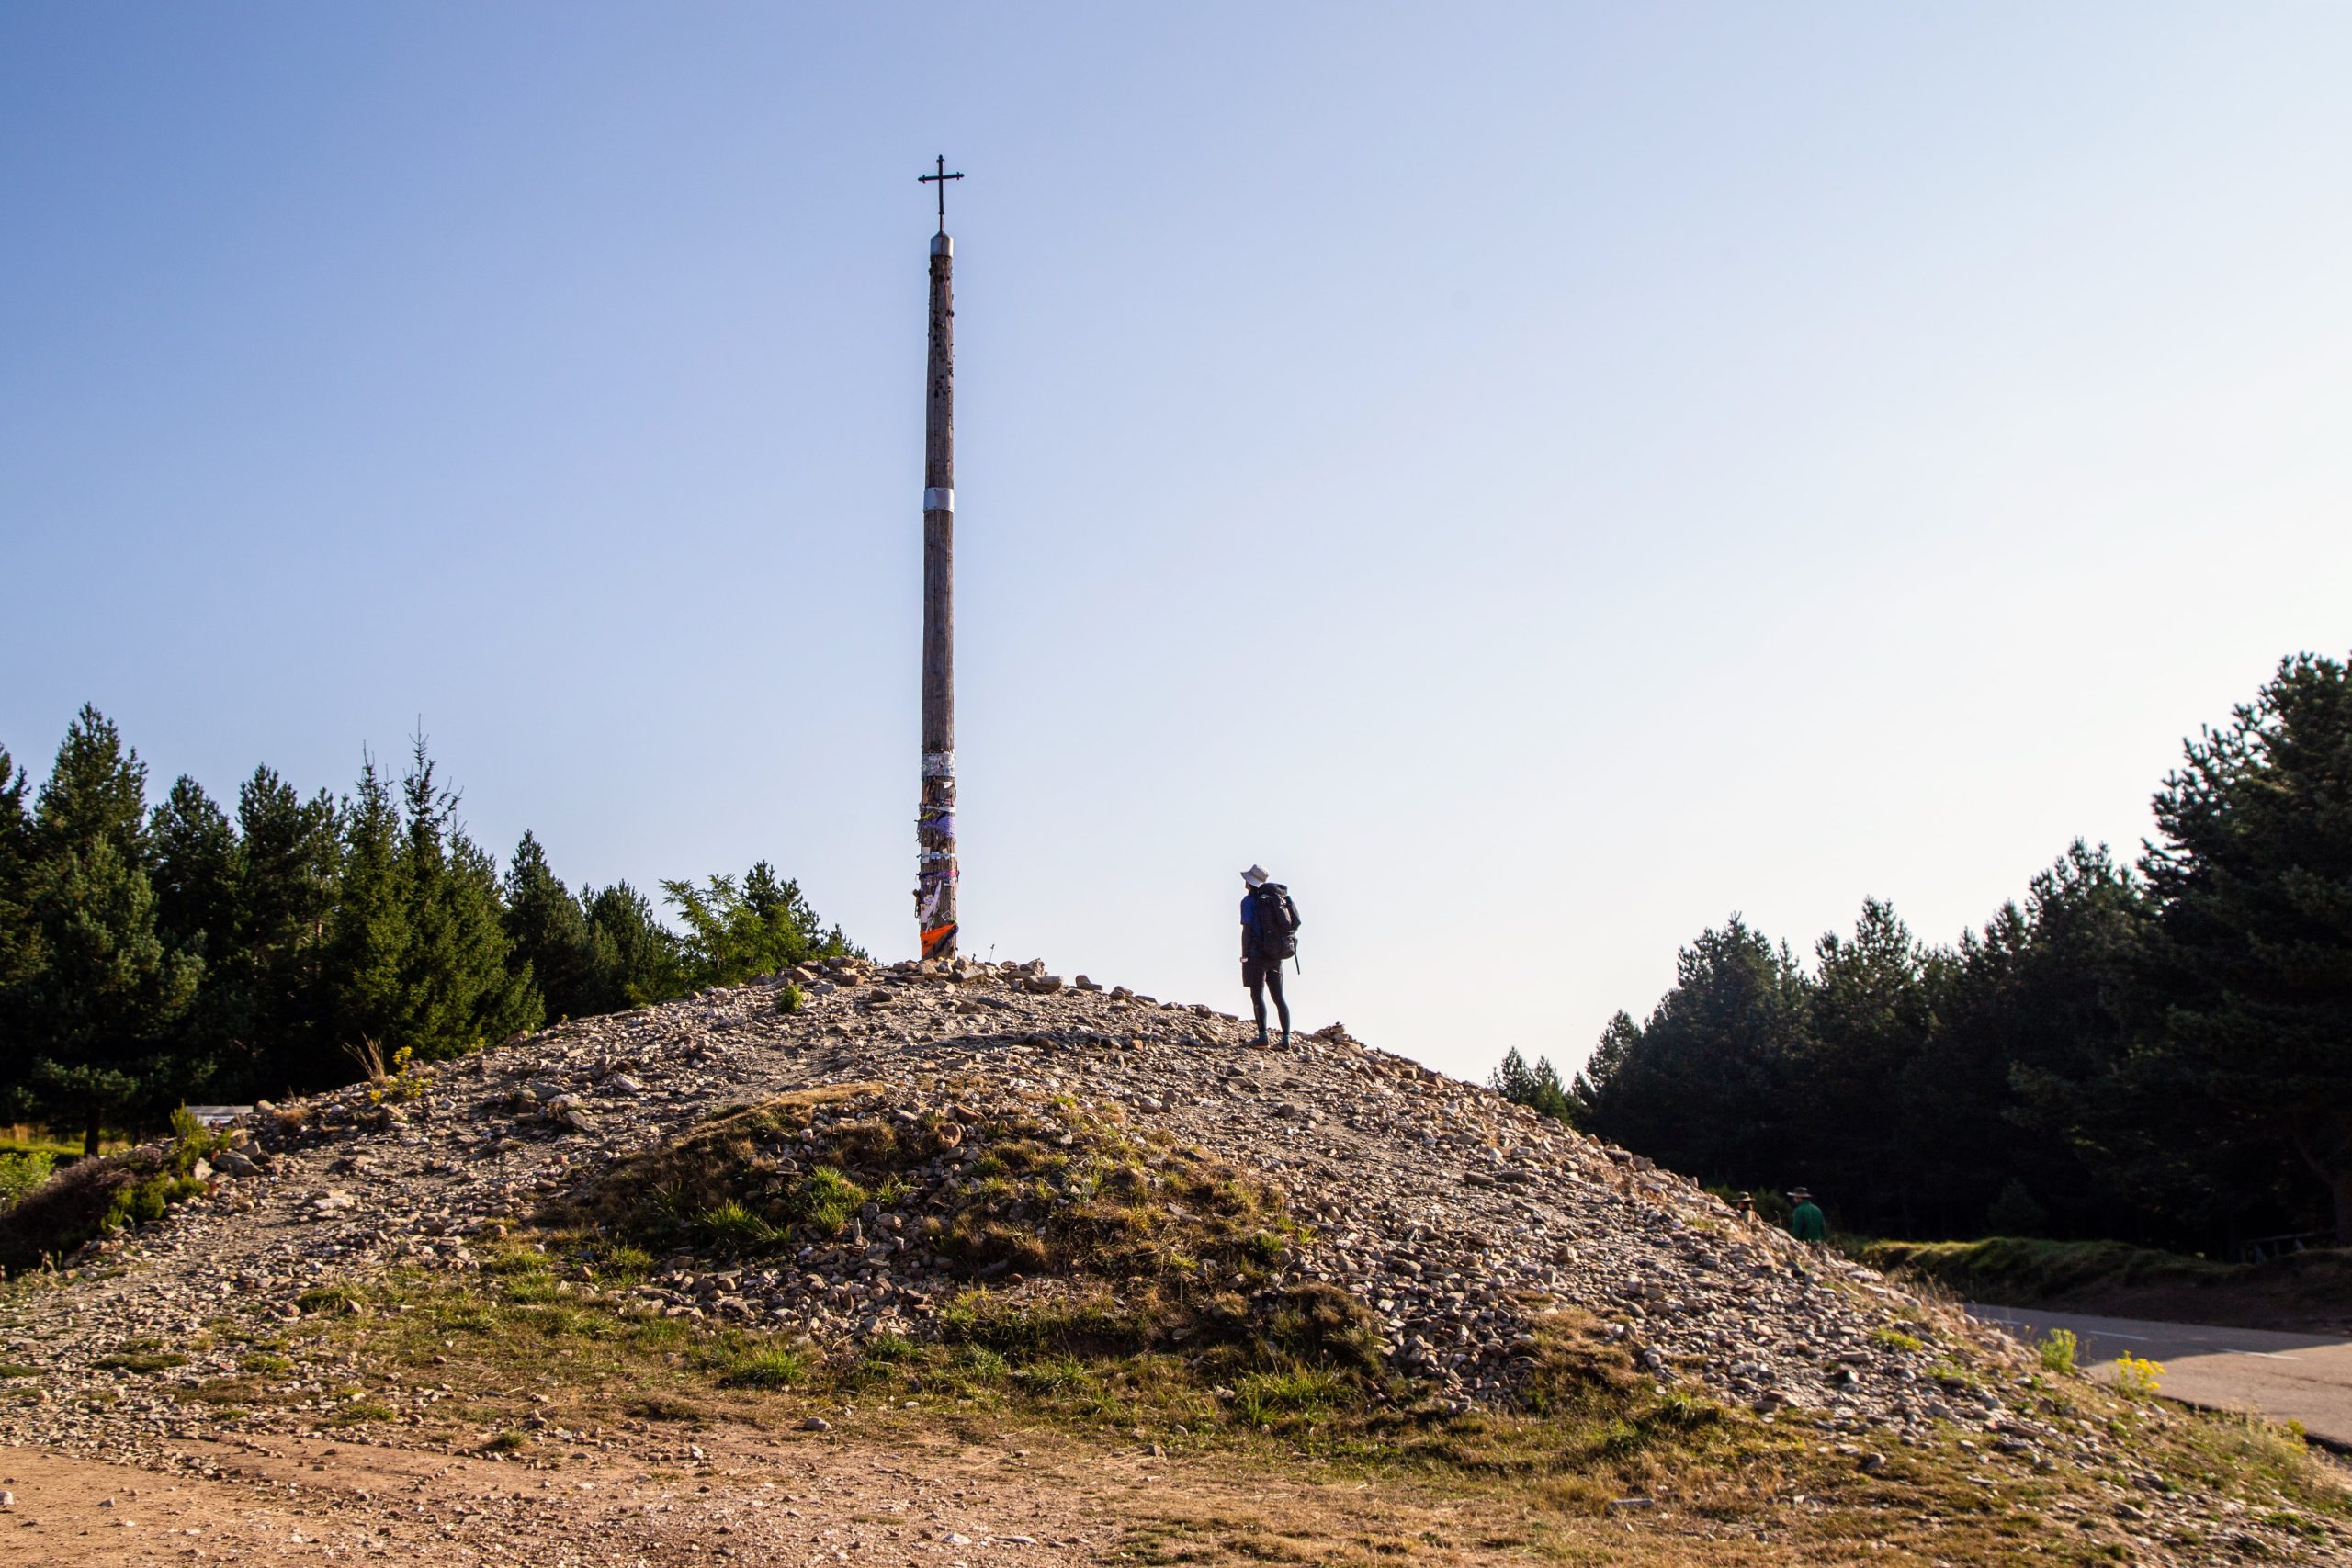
[1786,1188,1828,1244]
[1239,864,1301,1048]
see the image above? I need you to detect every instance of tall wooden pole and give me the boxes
[915,157,962,960]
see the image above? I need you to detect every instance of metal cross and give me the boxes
[918,154,964,231]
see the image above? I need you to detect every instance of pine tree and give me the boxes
[1572,1011,1638,1122]
[323,753,409,1067]
[1488,1047,1577,1125]
[2135,652,2352,1241]
[0,745,38,1111]
[503,831,598,1021]
[1580,918,1813,1188]
[16,708,203,1152]
[1794,898,1933,1229]
[226,766,342,1095]
[662,861,852,989]
[1939,842,2148,1239]
[150,777,239,959]
[324,741,540,1066]
[387,739,538,1057]
[582,881,686,1008]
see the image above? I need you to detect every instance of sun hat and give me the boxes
[1241,865,1270,886]
[1788,1187,1813,1200]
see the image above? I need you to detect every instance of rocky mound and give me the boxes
[3,952,2343,1563]
[7,953,2005,1424]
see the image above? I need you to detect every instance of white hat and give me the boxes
[1241,864,1270,886]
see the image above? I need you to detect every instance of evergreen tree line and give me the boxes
[1494,652,2352,1252]
[0,706,855,1152]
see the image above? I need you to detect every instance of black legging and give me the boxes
[1250,961,1290,1039]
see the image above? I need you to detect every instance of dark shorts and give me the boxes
[1243,955,1284,987]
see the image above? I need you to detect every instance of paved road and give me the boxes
[1969,1303,2352,1448]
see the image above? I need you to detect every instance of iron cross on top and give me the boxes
[919,154,964,231]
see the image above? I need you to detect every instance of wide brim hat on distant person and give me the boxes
[1787,1188,1812,1200]
[1241,865,1271,886]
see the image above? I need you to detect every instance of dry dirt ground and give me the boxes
[0,1425,1808,1568]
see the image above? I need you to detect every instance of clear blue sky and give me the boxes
[6,5,2348,1082]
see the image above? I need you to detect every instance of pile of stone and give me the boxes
[0,950,2292,1554]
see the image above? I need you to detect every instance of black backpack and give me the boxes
[1253,883,1301,960]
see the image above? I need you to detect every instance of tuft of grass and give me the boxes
[948,1344,1008,1385]
[1871,1325,1924,1353]
[691,1199,785,1255]
[481,1429,528,1453]
[718,1346,813,1389]
[2038,1326,2079,1376]
[791,1168,869,1237]
[93,1349,186,1374]
[296,1285,365,1315]
[1234,1366,1346,1425]
[1926,1359,1979,1392]
[238,1353,292,1375]
[1012,1356,1098,1396]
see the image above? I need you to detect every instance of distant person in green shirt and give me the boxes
[1786,1188,1828,1243]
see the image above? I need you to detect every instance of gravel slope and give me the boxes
[5,954,2343,1562]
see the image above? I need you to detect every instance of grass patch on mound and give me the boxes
[552,1082,1308,1285]
[543,1081,1371,1385]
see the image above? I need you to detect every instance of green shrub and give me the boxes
[2039,1327,2080,1376]
[0,1150,54,1207]
[2112,1354,2164,1398]
[775,983,806,1015]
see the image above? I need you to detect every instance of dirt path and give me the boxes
[0,1426,1754,1567]
[1969,1305,2352,1448]
[0,1427,1118,1566]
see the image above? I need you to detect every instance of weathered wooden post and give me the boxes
[914,156,963,961]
